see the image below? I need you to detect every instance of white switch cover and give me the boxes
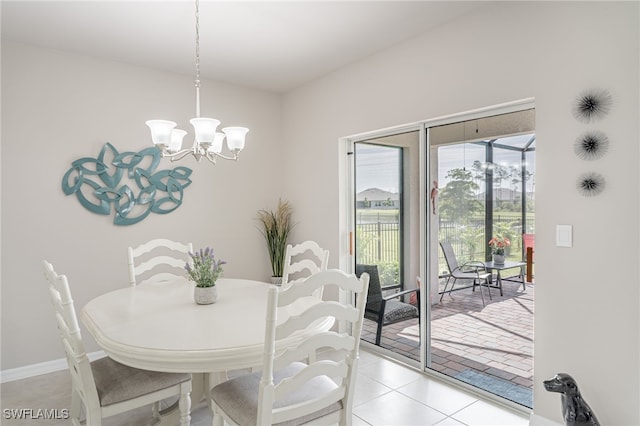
[556,225,572,247]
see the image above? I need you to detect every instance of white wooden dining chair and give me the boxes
[210,269,370,426]
[127,238,193,286]
[42,260,192,426]
[280,240,330,364]
[281,240,329,290]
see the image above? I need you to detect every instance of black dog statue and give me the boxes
[544,373,600,426]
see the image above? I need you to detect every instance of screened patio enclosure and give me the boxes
[435,133,536,268]
[427,113,536,408]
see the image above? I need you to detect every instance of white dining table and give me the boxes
[81,277,333,423]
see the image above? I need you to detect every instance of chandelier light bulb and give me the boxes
[208,132,226,154]
[169,129,187,152]
[190,118,220,144]
[223,127,249,152]
[146,120,177,146]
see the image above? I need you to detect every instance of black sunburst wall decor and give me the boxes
[576,172,605,197]
[574,131,609,161]
[572,89,612,123]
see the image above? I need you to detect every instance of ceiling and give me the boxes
[2,1,492,93]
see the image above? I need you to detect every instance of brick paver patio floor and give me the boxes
[362,277,534,407]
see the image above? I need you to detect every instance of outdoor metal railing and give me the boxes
[356,214,534,266]
[356,221,399,264]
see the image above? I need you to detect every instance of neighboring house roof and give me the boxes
[356,188,399,202]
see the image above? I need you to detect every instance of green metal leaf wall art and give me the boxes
[62,142,192,225]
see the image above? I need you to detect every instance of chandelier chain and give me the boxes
[195,0,200,85]
[194,0,201,117]
[145,0,248,164]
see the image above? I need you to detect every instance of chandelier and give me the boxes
[145,0,248,163]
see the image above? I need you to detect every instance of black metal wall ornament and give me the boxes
[572,89,612,123]
[62,142,193,225]
[576,172,605,197]
[573,131,609,161]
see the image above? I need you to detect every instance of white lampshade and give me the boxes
[169,129,187,152]
[146,120,177,145]
[208,132,226,154]
[190,118,220,144]
[222,127,249,152]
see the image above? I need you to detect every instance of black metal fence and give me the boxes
[356,214,534,266]
[439,214,534,263]
[355,222,399,264]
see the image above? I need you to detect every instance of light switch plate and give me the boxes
[556,225,572,247]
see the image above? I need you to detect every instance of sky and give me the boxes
[355,134,536,195]
[355,143,400,193]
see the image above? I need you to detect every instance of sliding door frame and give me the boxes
[342,123,426,369]
[339,97,535,383]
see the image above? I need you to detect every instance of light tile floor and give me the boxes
[1,348,529,425]
[361,278,534,408]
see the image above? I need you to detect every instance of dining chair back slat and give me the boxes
[127,238,193,286]
[281,240,329,288]
[44,261,100,416]
[43,260,192,426]
[211,269,369,426]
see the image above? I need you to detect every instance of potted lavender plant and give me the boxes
[185,247,226,304]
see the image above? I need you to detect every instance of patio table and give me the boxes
[483,260,527,295]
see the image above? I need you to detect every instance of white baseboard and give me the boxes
[0,351,106,383]
[529,413,563,425]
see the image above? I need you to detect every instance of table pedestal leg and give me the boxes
[156,372,227,425]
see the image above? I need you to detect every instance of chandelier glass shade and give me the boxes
[147,0,248,164]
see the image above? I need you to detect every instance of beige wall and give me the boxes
[1,41,283,368]
[2,2,639,424]
[282,2,639,425]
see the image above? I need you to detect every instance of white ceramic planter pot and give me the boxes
[194,286,218,305]
[492,254,506,264]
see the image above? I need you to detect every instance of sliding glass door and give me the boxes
[428,113,535,409]
[345,103,535,409]
[352,131,422,361]
[354,142,402,289]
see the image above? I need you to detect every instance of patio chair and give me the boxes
[127,238,193,286]
[210,269,369,426]
[355,264,419,346]
[43,260,191,426]
[439,241,492,306]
